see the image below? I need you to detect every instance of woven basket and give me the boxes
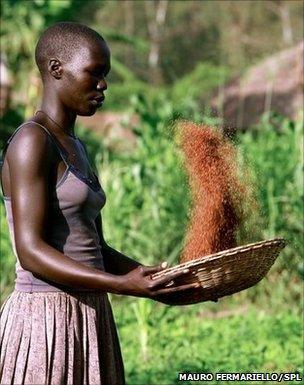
[151,238,286,305]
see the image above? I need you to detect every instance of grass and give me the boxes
[111,296,303,385]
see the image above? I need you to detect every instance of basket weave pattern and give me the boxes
[151,238,286,305]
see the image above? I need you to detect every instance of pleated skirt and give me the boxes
[0,290,125,385]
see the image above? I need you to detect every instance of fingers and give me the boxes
[140,262,168,276]
[154,282,200,296]
[150,268,190,288]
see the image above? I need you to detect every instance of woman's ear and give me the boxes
[48,58,62,79]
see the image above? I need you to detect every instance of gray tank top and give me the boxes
[0,122,106,292]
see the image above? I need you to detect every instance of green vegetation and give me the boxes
[1,1,303,383]
[99,101,303,301]
[1,102,303,382]
[113,298,302,384]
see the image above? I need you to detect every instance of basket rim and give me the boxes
[152,237,286,278]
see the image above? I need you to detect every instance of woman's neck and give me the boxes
[39,87,77,136]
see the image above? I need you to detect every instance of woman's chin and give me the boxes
[77,105,100,117]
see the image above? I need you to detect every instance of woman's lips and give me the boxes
[91,97,104,106]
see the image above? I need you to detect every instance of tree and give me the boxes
[145,0,169,85]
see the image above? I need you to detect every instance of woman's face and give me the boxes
[55,40,111,116]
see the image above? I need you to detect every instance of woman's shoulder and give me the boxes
[5,121,54,168]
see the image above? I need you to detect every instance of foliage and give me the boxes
[104,62,230,113]
[237,112,303,277]
[100,94,191,266]
[97,0,303,82]
[2,0,303,117]
[1,100,302,306]
[1,100,302,383]
[100,99,303,286]
[169,62,230,105]
[0,0,72,72]
[0,0,144,116]
[112,298,303,384]
[1,3,302,381]
[104,81,154,111]
[0,105,25,149]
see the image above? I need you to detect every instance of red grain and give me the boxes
[178,122,248,263]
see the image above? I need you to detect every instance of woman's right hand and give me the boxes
[117,262,199,299]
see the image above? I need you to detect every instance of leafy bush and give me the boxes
[101,94,191,266]
[170,62,230,105]
[104,81,157,111]
[237,112,303,278]
[104,62,230,114]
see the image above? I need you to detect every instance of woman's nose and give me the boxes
[97,78,107,91]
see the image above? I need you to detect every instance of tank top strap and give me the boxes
[27,121,70,167]
[0,121,70,169]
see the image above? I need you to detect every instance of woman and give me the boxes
[0,22,198,385]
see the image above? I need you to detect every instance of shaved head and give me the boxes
[35,22,106,79]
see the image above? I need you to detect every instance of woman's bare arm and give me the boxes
[7,123,193,298]
[8,124,123,293]
[95,213,143,275]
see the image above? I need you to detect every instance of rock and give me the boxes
[211,41,303,135]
